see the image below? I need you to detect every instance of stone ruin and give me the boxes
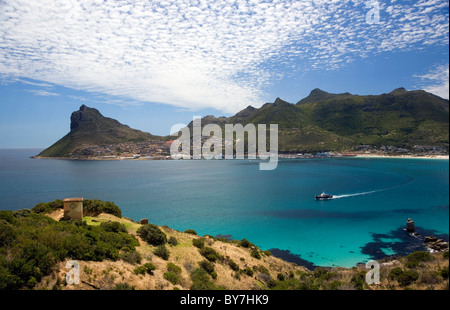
[63,198,84,220]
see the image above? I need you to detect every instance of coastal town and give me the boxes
[65,140,448,160]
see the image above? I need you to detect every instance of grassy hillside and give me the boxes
[1,200,448,290]
[182,88,448,154]
[295,88,449,149]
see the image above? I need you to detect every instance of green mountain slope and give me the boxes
[293,88,449,151]
[222,88,448,153]
[38,88,449,158]
[38,105,162,157]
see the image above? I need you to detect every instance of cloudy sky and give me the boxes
[0,0,448,147]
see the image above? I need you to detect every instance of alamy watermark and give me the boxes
[65,260,80,285]
[366,1,381,24]
[170,116,279,170]
[365,260,380,285]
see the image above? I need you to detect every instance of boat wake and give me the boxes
[332,190,382,199]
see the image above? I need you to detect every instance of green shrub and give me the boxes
[163,263,181,285]
[405,251,435,268]
[263,250,272,256]
[277,273,285,281]
[257,265,270,275]
[0,210,17,223]
[83,199,122,217]
[190,268,217,290]
[184,229,197,235]
[144,263,156,275]
[350,271,366,290]
[228,260,239,272]
[154,244,170,260]
[134,265,148,275]
[167,262,182,275]
[267,279,278,288]
[313,267,330,280]
[327,280,342,290]
[389,267,404,280]
[199,260,215,275]
[13,209,32,218]
[243,267,254,277]
[0,220,15,247]
[250,248,261,259]
[137,224,167,246]
[100,221,127,233]
[31,200,63,214]
[397,270,419,287]
[199,247,221,262]
[193,237,205,249]
[120,249,142,265]
[239,239,253,248]
[164,271,179,285]
[168,236,178,246]
[441,266,449,279]
[443,251,449,260]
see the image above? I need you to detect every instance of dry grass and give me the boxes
[36,213,448,290]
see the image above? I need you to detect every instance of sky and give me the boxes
[0,0,449,148]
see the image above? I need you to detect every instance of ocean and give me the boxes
[0,149,448,268]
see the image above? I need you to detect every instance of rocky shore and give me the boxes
[424,236,450,253]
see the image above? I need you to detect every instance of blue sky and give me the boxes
[0,0,448,148]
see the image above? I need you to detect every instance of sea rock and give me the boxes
[406,218,415,232]
[424,236,438,243]
[425,238,449,252]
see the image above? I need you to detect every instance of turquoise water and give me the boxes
[0,149,448,268]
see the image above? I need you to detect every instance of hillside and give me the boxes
[229,88,448,153]
[37,105,166,158]
[0,200,448,290]
[36,88,449,158]
[182,88,449,154]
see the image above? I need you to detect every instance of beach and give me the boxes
[354,154,449,160]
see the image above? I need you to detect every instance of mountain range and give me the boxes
[36,88,449,158]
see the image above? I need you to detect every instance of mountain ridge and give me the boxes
[36,88,449,158]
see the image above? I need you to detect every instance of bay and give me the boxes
[0,149,448,268]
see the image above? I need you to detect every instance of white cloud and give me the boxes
[26,89,60,97]
[415,64,449,99]
[0,0,448,112]
[16,79,53,88]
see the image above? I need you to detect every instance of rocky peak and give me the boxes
[70,105,104,131]
[309,88,329,96]
[273,97,290,106]
[390,87,407,94]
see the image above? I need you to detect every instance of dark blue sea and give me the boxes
[0,149,448,268]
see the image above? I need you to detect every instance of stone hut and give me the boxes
[63,198,84,220]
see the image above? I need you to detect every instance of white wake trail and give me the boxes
[332,190,382,199]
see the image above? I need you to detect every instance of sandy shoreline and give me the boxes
[354,154,449,160]
[34,154,450,161]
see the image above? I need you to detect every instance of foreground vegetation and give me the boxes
[0,200,448,290]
